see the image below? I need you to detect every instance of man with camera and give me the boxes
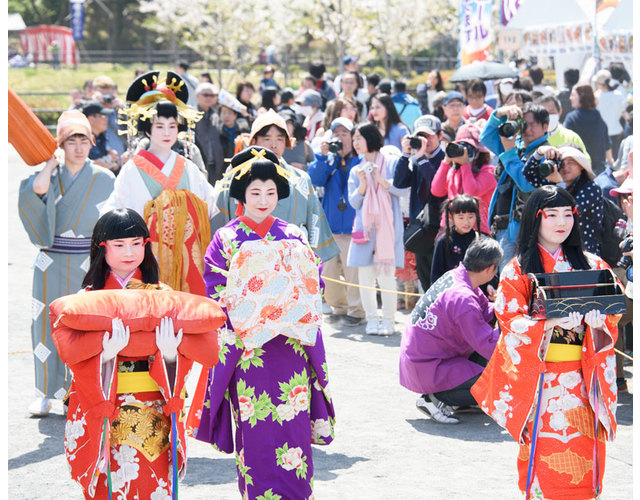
[393,115,446,291]
[91,75,126,160]
[82,100,121,173]
[308,117,366,326]
[480,102,550,270]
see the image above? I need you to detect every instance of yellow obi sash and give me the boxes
[545,343,583,362]
[117,371,160,394]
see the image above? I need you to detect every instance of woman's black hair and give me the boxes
[228,146,290,203]
[371,93,404,139]
[137,100,187,135]
[442,194,481,242]
[471,151,491,173]
[353,122,384,153]
[261,87,280,111]
[82,208,159,290]
[516,185,590,274]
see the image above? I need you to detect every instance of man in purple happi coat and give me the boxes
[399,237,502,424]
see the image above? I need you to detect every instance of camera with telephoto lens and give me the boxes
[408,136,423,150]
[498,118,525,138]
[328,138,343,154]
[102,93,114,105]
[445,141,477,160]
[617,236,633,269]
[538,158,562,177]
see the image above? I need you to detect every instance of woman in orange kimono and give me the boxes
[472,185,619,500]
[52,208,221,499]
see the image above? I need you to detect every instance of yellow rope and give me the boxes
[322,276,423,297]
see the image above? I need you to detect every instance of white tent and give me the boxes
[506,0,591,29]
[602,0,632,32]
[8,13,26,31]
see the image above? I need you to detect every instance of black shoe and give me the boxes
[341,315,365,327]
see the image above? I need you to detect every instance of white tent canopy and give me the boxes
[8,13,26,31]
[506,0,590,29]
[602,0,632,32]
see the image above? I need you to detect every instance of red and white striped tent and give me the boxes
[19,25,77,65]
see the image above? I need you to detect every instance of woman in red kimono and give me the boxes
[472,185,619,500]
[58,208,189,499]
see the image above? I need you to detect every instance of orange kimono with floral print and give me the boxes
[472,249,619,500]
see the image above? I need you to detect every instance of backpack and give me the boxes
[597,196,625,267]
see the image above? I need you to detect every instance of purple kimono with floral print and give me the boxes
[195,216,335,500]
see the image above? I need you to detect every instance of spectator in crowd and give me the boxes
[463,79,493,123]
[259,64,281,94]
[236,80,258,122]
[594,69,627,161]
[431,194,482,284]
[312,96,360,151]
[259,87,281,113]
[334,55,367,103]
[528,65,553,95]
[535,94,588,155]
[347,122,406,335]
[82,79,94,99]
[394,115,446,291]
[295,89,324,141]
[218,95,251,160]
[365,72,382,111]
[194,82,225,183]
[431,123,496,234]
[441,91,466,132]
[472,185,619,500]
[391,81,422,133]
[370,93,410,151]
[280,109,314,170]
[480,102,549,270]
[199,71,213,83]
[425,70,445,114]
[212,110,340,264]
[615,108,633,170]
[175,61,199,107]
[308,117,366,326]
[523,144,604,255]
[399,237,502,424]
[297,74,317,98]
[92,74,126,157]
[608,62,631,98]
[430,91,447,123]
[503,89,533,108]
[376,79,392,96]
[18,110,116,416]
[556,68,580,122]
[496,78,515,106]
[338,71,367,120]
[513,76,534,92]
[68,88,83,110]
[278,89,296,113]
[309,61,337,111]
[82,100,121,172]
[564,84,612,176]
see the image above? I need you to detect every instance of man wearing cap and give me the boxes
[194,82,225,183]
[394,115,447,290]
[18,110,116,416]
[82,100,121,172]
[333,55,367,101]
[480,102,550,270]
[442,91,466,132]
[212,109,340,264]
[295,89,324,141]
[308,117,366,326]
[523,144,604,255]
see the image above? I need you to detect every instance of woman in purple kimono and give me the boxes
[194,146,335,499]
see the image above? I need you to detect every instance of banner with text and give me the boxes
[459,0,494,66]
[70,0,85,41]
[501,0,522,26]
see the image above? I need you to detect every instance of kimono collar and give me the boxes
[537,244,565,273]
[239,215,275,239]
[138,149,165,170]
[104,268,143,289]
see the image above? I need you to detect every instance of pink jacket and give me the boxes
[430,161,496,234]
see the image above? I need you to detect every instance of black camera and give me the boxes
[498,119,526,138]
[445,142,477,161]
[409,136,423,150]
[538,159,562,177]
[102,93,114,105]
[328,138,343,154]
[617,236,633,269]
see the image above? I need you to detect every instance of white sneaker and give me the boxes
[416,394,459,424]
[378,320,395,336]
[29,397,52,417]
[322,302,333,314]
[365,320,380,335]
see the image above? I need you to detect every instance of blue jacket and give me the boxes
[308,152,358,234]
[393,147,446,222]
[392,93,422,132]
[480,110,547,240]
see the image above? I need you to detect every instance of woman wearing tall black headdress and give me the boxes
[102,70,217,295]
[193,146,335,499]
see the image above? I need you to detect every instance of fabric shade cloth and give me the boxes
[449,61,519,82]
[8,88,57,166]
[19,25,77,65]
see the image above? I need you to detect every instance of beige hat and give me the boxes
[56,110,95,147]
[559,146,593,179]
[248,109,292,148]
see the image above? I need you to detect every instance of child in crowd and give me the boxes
[431,195,481,284]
